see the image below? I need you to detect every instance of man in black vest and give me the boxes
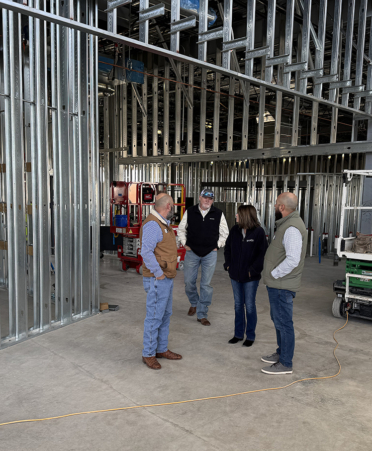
[178,189,229,325]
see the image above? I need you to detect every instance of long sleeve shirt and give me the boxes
[271,226,303,279]
[141,214,170,278]
[177,207,229,249]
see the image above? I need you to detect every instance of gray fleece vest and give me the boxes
[262,211,308,292]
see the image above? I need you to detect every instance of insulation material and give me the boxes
[352,233,372,254]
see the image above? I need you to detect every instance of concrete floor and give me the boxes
[1,253,371,450]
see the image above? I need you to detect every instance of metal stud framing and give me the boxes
[0,0,100,347]
[1,0,372,345]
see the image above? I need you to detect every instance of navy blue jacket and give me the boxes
[224,225,268,283]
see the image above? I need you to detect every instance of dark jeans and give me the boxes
[230,279,259,341]
[267,287,296,368]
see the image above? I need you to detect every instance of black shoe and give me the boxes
[228,337,243,344]
[242,339,254,347]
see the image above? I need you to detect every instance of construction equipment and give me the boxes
[110,182,186,274]
[333,170,372,320]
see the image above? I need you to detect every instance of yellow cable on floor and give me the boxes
[0,313,349,428]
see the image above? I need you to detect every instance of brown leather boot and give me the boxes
[156,350,182,360]
[188,306,196,316]
[142,356,161,370]
[197,318,211,326]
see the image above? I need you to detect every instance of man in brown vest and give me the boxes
[140,193,182,370]
[261,192,308,375]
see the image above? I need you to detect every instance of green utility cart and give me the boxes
[333,170,372,320]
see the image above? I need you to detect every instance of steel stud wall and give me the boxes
[120,153,365,256]
[0,0,100,347]
[1,0,372,345]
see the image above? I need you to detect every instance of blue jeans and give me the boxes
[184,249,218,320]
[267,287,296,368]
[230,279,259,341]
[142,276,173,357]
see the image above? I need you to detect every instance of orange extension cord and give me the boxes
[0,313,349,428]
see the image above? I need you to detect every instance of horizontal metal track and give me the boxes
[1,0,372,120]
[118,141,372,164]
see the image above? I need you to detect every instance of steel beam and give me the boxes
[119,142,372,164]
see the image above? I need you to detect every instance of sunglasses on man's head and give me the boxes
[202,192,214,199]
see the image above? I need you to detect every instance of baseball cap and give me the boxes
[200,189,214,199]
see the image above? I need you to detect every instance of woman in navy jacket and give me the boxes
[224,205,268,346]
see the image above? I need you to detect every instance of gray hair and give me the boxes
[155,193,173,210]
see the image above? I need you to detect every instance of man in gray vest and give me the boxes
[261,192,307,375]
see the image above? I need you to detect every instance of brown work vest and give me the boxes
[140,212,178,279]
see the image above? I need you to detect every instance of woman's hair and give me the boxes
[237,205,260,230]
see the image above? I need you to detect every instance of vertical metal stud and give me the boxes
[342,0,356,107]
[227,77,234,151]
[163,61,170,155]
[91,0,100,313]
[187,63,193,154]
[175,62,182,155]
[78,0,90,315]
[310,0,327,146]
[329,0,342,144]
[142,54,148,157]
[213,48,221,152]
[132,85,137,157]
[139,0,149,44]
[122,79,128,159]
[103,97,110,224]
[152,58,158,156]
[198,0,208,154]
[2,9,16,338]
[57,1,73,324]
[9,8,28,338]
[243,0,256,151]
